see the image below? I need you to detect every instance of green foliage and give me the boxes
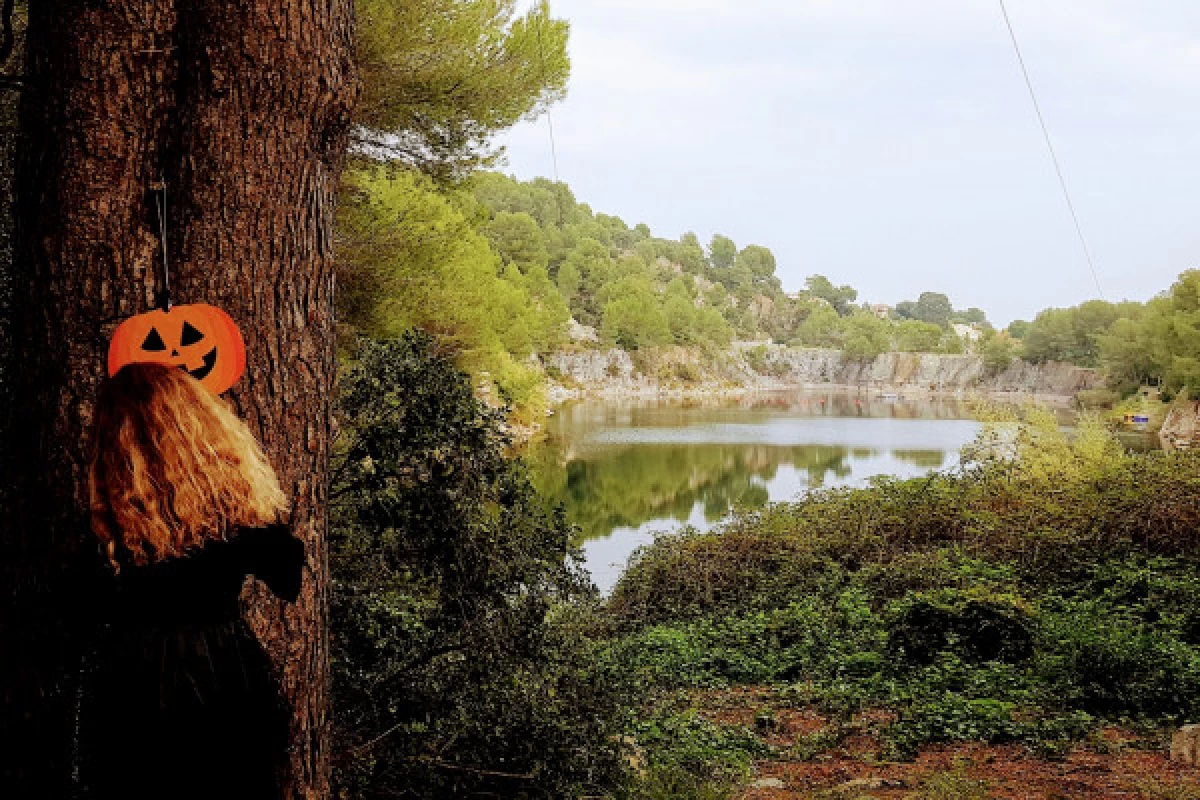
[841,311,891,362]
[330,334,628,798]
[979,331,1016,375]
[622,713,762,800]
[788,307,970,358]
[895,319,946,353]
[556,258,582,303]
[896,292,955,329]
[792,303,845,348]
[1096,271,1200,393]
[336,167,566,418]
[955,307,990,327]
[708,235,738,271]
[1036,605,1200,716]
[603,413,1200,772]
[465,173,742,348]
[805,275,858,317]
[355,0,570,180]
[1021,300,1132,367]
[602,278,673,350]
[487,210,549,270]
[736,246,777,283]
[886,588,1036,665]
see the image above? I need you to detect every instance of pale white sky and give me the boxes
[499,0,1200,324]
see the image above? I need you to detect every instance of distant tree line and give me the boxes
[1007,271,1200,396]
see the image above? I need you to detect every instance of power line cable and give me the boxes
[545,110,561,183]
[534,0,561,182]
[998,0,1104,298]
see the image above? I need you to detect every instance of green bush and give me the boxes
[886,588,1037,665]
[331,334,629,798]
[603,414,1200,777]
[1036,608,1200,718]
[624,712,765,800]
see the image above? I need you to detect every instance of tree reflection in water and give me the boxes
[524,393,979,591]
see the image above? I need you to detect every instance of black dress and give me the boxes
[78,525,304,800]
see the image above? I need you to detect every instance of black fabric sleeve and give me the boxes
[237,524,305,603]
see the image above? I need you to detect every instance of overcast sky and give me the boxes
[498,0,1200,325]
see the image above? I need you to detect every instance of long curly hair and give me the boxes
[89,362,288,568]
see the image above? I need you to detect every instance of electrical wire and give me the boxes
[545,110,561,183]
[998,0,1104,298]
[534,0,561,182]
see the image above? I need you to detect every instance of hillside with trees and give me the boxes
[340,166,1021,416]
[1006,272,1200,398]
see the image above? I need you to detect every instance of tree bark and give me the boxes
[1,1,355,797]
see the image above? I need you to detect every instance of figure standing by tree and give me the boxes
[80,363,303,799]
[2,2,356,795]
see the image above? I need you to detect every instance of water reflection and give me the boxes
[527,392,982,592]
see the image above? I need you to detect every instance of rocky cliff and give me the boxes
[1160,400,1200,451]
[542,345,1101,399]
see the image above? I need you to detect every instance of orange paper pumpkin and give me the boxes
[108,304,246,394]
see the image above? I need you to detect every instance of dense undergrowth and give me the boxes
[330,334,630,798]
[329,340,1200,798]
[603,408,1200,796]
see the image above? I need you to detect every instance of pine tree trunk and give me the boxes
[1,1,355,796]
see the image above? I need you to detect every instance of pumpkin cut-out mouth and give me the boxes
[184,347,219,382]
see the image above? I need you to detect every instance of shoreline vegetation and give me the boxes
[330,146,1200,800]
[332,338,1200,798]
[594,406,1200,798]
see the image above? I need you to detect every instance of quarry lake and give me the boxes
[528,392,985,593]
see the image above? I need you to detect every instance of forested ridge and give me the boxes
[342,161,1200,420]
[339,167,1014,417]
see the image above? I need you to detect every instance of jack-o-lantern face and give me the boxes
[108,304,246,394]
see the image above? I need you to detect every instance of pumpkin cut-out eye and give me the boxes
[141,328,167,352]
[181,321,205,346]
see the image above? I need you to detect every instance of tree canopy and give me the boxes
[336,167,568,416]
[355,0,570,181]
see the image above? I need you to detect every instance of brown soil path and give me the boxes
[690,688,1200,799]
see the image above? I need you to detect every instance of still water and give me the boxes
[528,392,983,593]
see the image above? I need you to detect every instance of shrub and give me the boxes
[331,334,629,798]
[624,712,765,800]
[1036,608,1200,718]
[886,588,1037,665]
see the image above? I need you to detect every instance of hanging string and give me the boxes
[997,0,1104,299]
[151,178,171,311]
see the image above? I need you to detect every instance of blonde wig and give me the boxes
[89,362,288,568]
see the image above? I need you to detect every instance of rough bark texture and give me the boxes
[1,1,355,796]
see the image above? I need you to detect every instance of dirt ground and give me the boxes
[691,688,1200,799]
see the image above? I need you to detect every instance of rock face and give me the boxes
[543,345,1101,399]
[1160,400,1200,451]
[544,349,637,384]
[1172,725,1200,765]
